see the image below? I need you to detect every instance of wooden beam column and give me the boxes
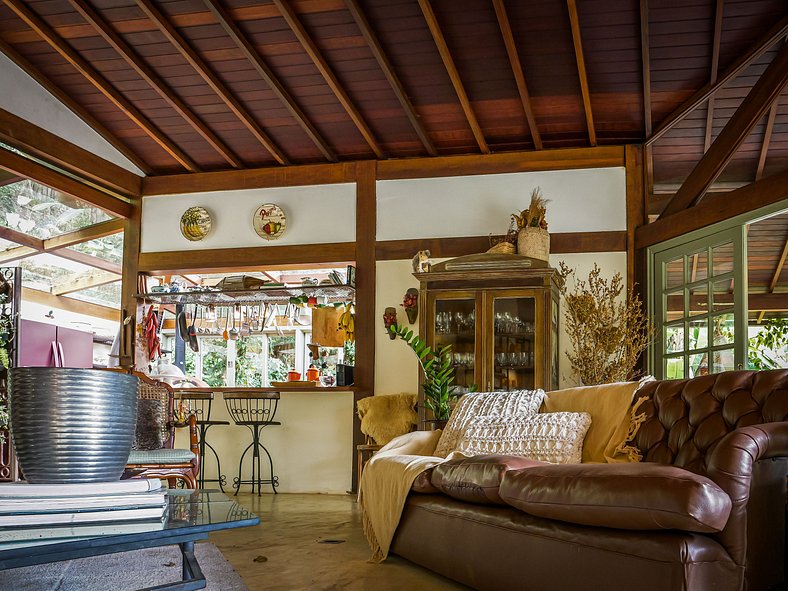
[625,145,646,292]
[120,200,141,367]
[353,160,376,492]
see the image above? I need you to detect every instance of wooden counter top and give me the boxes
[171,386,359,393]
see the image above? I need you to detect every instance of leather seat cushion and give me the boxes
[500,462,732,533]
[432,455,547,504]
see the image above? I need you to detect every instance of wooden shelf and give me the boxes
[136,284,355,306]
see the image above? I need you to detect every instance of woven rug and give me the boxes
[0,542,247,591]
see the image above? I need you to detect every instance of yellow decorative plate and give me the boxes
[253,203,286,241]
[180,206,212,241]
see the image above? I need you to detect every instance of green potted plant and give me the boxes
[389,324,459,426]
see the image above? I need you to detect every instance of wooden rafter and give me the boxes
[42,218,124,251]
[417,0,489,154]
[659,42,788,218]
[22,286,119,322]
[344,0,437,156]
[1,0,198,172]
[0,38,152,175]
[756,96,779,181]
[0,226,43,250]
[639,0,653,197]
[567,0,596,146]
[68,0,242,170]
[271,0,384,159]
[201,0,336,162]
[0,246,37,264]
[52,270,120,296]
[135,0,289,166]
[493,0,541,150]
[704,0,724,153]
[648,14,788,145]
[757,236,788,322]
[50,248,121,275]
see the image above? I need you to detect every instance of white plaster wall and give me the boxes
[377,167,626,240]
[141,184,356,252]
[0,52,143,175]
[176,390,353,494]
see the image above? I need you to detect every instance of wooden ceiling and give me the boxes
[0,0,785,210]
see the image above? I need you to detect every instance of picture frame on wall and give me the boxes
[346,265,356,288]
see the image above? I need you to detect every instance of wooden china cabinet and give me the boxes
[415,254,560,425]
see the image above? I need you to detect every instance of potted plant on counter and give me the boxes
[389,324,459,428]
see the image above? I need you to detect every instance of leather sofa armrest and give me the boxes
[705,422,788,564]
[500,462,732,533]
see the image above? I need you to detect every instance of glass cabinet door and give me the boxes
[429,293,479,395]
[486,291,541,391]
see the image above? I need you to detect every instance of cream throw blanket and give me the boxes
[358,430,444,562]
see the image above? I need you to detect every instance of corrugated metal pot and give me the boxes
[9,368,138,483]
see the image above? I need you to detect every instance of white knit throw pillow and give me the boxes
[456,412,592,464]
[433,390,545,458]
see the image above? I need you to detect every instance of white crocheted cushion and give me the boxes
[456,412,592,464]
[433,390,545,458]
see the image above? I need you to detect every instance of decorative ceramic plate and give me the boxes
[253,203,286,241]
[180,206,212,241]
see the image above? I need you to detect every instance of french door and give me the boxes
[653,226,747,379]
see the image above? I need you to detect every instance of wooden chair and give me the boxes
[112,370,200,489]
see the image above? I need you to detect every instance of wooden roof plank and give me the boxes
[42,218,124,251]
[202,0,337,162]
[704,0,724,153]
[1,0,199,173]
[52,269,120,296]
[0,37,152,174]
[344,0,436,156]
[271,0,384,159]
[648,12,788,146]
[659,41,788,218]
[566,0,597,146]
[135,0,289,165]
[756,88,779,181]
[68,0,243,169]
[493,0,541,151]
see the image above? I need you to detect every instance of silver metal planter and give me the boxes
[9,368,138,483]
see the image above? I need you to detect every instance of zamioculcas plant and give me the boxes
[389,324,459,421]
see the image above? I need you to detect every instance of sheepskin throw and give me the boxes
[456,411,592,464]
[433,389,545,458]
[356,394,418,445]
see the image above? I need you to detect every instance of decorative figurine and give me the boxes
[383,307,398,339]
[401,288,419,324]
[412,250,431,273]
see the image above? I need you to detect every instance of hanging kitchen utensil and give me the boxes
[241,305,251,337]
[251,303,262,332]
[188,305,199,352]
[177,309,190,343]
[222,308,230,341]
[229,306,240,340]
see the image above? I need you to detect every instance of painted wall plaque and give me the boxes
[254,203,287,240]
[180,206,212,241]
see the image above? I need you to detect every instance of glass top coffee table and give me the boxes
[0,490,258,591]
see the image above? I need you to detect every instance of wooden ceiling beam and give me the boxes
[637,168,788,249]
[1,0,198,173]
[0,146,133,218]
[659,42,788,218]
[0,226,43,250]
[0,107,141,199]
[756,92,779,181]
[493,0,541,150]
[52,270,120,296]
[0,246,37,264]
[344,0,436,156]
[704,0,724,153]
[566,0,596,146]
[68,0,242,170]
[202,0,336,162]
[135,0,289,166]
[639,0,653,197]
[417,0,488,154]
[22,286,119,322]
[271,0,383,159]
[0,38,152,175]
[757,235,788,322]
[50,248,122,274]
[42,218,124,251]
[647,14,788,146]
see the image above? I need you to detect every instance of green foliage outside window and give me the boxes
[748,318,788,370]
[236,337,264,387]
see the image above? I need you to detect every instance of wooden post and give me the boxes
[625,145,646,293]
[352,160,377,492]
[120,199,141,368]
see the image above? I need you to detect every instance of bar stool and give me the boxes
[224,392,280,496]
[174,391,229,492]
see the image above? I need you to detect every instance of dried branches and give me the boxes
[512,187,549,230]
[558,262,654,385]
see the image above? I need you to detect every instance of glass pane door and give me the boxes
[490,295,537,391]
[433,296,477,394]
[654,227,746,379]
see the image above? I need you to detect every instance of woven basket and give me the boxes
[487,242,516,255]
[517,227,550,261]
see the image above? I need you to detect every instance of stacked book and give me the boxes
[0,479,168,543]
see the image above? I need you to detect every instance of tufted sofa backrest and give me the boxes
[632,370,788,475]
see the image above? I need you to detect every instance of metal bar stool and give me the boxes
[224,392,281,495]
[174,391,229,491]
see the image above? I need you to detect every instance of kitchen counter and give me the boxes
[171,386,358,393]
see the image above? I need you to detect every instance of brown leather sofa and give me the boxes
[390,370,788,591]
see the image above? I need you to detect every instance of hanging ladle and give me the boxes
[222,307,230,341]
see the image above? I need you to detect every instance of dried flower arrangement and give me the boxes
[557,262,654,385]
[512,187,549,231]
